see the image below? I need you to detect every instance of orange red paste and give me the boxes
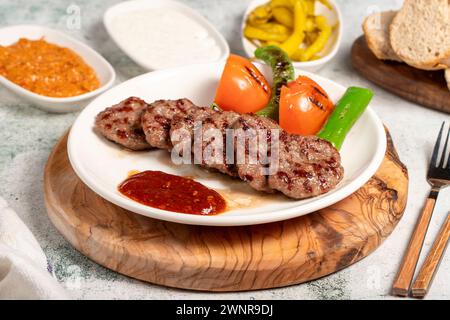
[0,38,100,98]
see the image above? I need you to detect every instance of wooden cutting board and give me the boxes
[44,129,408,292]
[351,36,450,114]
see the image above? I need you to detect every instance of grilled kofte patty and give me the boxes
[194,111,241,177]
[94,97,151,151]
[170,106,217,159]
[232,114,281,192]
[95,98,344,199]
[268,134,343,199]
[141,98,195,150]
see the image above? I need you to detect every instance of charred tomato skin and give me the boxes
[215,54,271,114]
[279,76,334,135]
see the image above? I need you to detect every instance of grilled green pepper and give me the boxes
[317,86,374,150]
[254,45,295,120]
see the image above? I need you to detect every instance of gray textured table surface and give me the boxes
[0,0,449,300]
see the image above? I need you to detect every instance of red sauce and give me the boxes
[118,171,226,215]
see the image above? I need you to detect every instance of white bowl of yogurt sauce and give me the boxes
[104,0,230,71]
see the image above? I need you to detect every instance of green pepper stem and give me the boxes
[254,46,295,120]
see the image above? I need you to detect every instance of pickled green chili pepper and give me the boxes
[317,87,374,150]
[254,45,295,120]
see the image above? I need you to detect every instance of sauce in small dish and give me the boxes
[0,25,116,113]
[0,38,100,97]
[118,171,227,215]
[103,0,229,70]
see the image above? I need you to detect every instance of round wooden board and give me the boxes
[44,130,408,292]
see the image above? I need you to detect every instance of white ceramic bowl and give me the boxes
[68,61,386,227]
[241,0,342,72]
[0,25,116,113]
[103,0,230,71]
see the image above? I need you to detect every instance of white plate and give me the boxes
[241,0,342,73]
[68,62,386,226]
[103,0,230,71]
[0,25,116,113]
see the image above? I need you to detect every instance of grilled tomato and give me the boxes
[279,75,334,135]
[215,54,271,114]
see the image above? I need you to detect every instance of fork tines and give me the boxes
[430,122,450,175]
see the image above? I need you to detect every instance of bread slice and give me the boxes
[363,11,402,61]
[390,0,450,70]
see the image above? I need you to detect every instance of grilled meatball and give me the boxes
[170,106,217,160]
[95,97,344,200]
[141,98,195,149]
[268,133,344,199]
[94,97,151,151]
[194,111,241,176]
[233,114,281,192]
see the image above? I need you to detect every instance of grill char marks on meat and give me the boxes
[268,133,344,199]
[141,98,195,150]
[232,114,281,192]
[95,98,344,200]
[170,106,218,159]
[94,97,151,151]
[194,111,241,177]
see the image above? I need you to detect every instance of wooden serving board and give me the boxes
[351,36,450,114]
[44,130,408,292]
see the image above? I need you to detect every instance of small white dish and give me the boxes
[241,0,343,73]
[0,25,116,113]
[68,61,386,226]
[103,0,230,71]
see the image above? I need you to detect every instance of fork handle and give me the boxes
[411,213,450,298]
[392,190,438,297]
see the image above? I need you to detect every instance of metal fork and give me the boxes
[392,122,450,297]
